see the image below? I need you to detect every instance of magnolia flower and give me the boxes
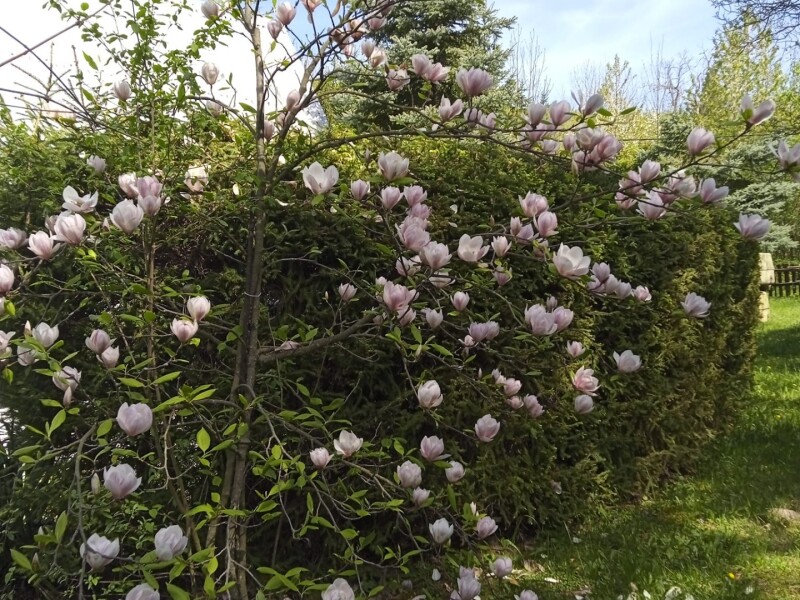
[117,403,153,436]
[80,534,119,570]
[573,367,600,396]
[0,330,14,354]
[457,234,489,263]
[169,319,198,343]
[614,350,642,373]
[553,244,591,279]
[126,584,159,600]
[310,447,331,469]
[103,463,141,499]
[206,99,224,116]
[322,579,355,600]
[382,281,416,312]
[267,18,283,39]
[524,304,556,336]
[360,39,376,58]
[468,321,499,343]
[476,516,498,539]
[735,213,770,241]
[474,414,500,442]
[402,185,427,206]
[201,62,219,86]
[412,487,430,507]
[137,177,164,204]
[187,296,211,321]
[201,0,219,18]
[302,162,339,194]
[552,307,573,332]
[119,173,139,198]
[111,200,144,234]
[516,591,539,600]
[419,242,451,271]
[776,140,800,170]
[699,178,729,204]
[397,460,423,488]
[429,518,453,544]
[98,346,120,369]
[451,291,470,312]
[566,341,585,358]
[491,236,511,257]
[377,186,402,210]
[445,460,465,483]
[154,525,188,561]
[337,283,356,302]
[333,430,363,457]
[638,192,666,220]
[549,100,571,126]
[574,394,594,414]
[52,366,81,392]
[633,285,652,302]
[535,211,558,238]
[687,127,715,155]
[417,380,443,409]
[28,231,59,260]
[113,80,131,101]
[411,54,449,83]
[276,2,296,25]
[682,292,711,318]
[386,69,411,91]
[87,155,106,174]
[418,309,443,331]
[368,47,387,69]
[350,180,370,201]
[741,94,776,126]
[0,265,14,295]
[17,344,38,367]
[62,186,98,213]
[32,322,59,347]
[377,151,409,181]
[494,557,513,578]
[502,378,522,396]
[54,213,86,245]
[524,394,544,418]
[457,569,481,600]
[439,97,464,121]
[0,227,27,250]
[420,435,445,462]
[455,67,493,97]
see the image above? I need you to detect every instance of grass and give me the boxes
[506,297,800,600]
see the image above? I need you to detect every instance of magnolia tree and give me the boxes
[0,0,794,599]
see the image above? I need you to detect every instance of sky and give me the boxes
[0,0,723,117]
[495,0,721,98]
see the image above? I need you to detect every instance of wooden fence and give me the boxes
[769,250,800,297]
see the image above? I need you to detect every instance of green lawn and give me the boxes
[511,297,800,600]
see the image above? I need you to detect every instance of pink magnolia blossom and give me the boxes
[615,282,632,299]
[735,213,770,241]
[398,221,430,252]
[378,151,409,181]
[439,97,464,122]
[451,291,470,312]
[111,200,144,234]
[491,236,511,257]
[28,231,60,260]
[32,322,59,347]
[581,93,604,116]
[741,94,776,126]
[566,341,585,358]
[201,0,219,18]
[0,330,14,354]
[333,430,363,457]
[396,255,421,277]
[119,173,138,198]
[276,2,296,25]
[535,211,558,237]
[445,460,464,482]
[350,180,370,200]
[469,321,499,343]
[103,463,141,499]
[519,193,549,219]
[552,307,573,332]
[516,592,539,600]
[475,515,498,538]
[417,380,443,409]
[549,100,571,126]
[338,283,357,302]
[494,557,513,578]
[502,378,522,396]
[397,460,422,488]
[360,40,376,58]
[412,487,430,507]
[126,584,159,600]
[187,296,211,321]
[87,155,106,174]
[524,394,544,418]
[53,213,85,245]
[572,366,600,396]
[420,435,445,461]
[687,127,715,155]
[458,569,481,600]
[397,306,416,326]
[639,160,661,183]
[419,242,451,270]
[302,162,339,194]
[113,80,131,101]
[776,140,800,170]
[403,185,427,206]
[638,192,666,220]
[386,69,411,91]
[117,403,153,436]
[506,395,523,409]
[474,414,500,442]
[682,292,711,318]
[368,48,387,69]
[98,346,120,369]
[382,281,416,312]
[633,286,652,302]
[0,265,14,295]
[528,102,546,126]
[380,186,403,209]
[81,534,119,570]
[614,350,642,373]
[410,54,449,83]
[423,308,443,329]
[457,234,489,262]
[62,186,98,213]
[267,19,283,39]
[52,366,81,393]
[455,67,493,97]
[322,579,355,600]
[553,244,591,279]
[170,319,198,343]
[310,448,331,469]
[154,525,188,561]
[493,267,512,286]
[525,304,557,336]
[699,178,729,204]
[0,227,27,250]
[201,62,219,86]
[574,395,594,414]
[429,518,453,544]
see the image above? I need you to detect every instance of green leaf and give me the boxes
[265,574,299,592]
[340,528,358,541]
[153,371,181,385]
[119,377,145,388]
[82,51,98,69]
[239,102,257,113]
[54,511,67,543]
[49,410,66,436]
[10,549,32,571]
[167,583,191,600]
[96,419,113,438]
[197,428,211,452]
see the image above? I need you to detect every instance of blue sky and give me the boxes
[494,0,721,98]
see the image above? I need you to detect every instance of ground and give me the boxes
[508,297,800,600]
